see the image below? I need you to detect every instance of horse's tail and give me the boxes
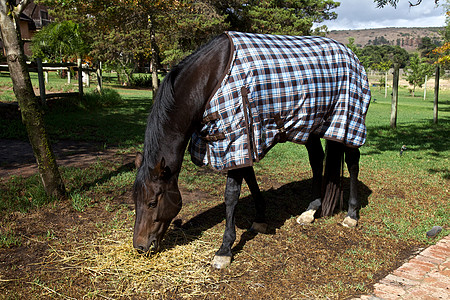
[321,140,345,217]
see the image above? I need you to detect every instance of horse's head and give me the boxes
[132,153,182,254]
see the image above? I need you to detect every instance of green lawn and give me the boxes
[0,76,449,299]
[1,77,448,239]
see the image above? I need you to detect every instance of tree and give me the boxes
[404,53,434,96]
[41,0,341,79]
[358,44,410,70]
[0,0,65,198]
[41,0,222,90]
[31,20,90,62]
[213,0,339,36]
[418,37,440,62]
[433,5,450,66]
[374,60,392,96]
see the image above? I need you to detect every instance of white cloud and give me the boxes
[320,0,446,30]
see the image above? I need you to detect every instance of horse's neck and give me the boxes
[159,35,231,173]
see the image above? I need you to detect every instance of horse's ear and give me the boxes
[153,157,171,180]
[135,152,143,169]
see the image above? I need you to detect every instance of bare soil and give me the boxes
[0,140,420,299]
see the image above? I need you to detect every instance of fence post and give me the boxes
[77,58,83,98]
[423,75,427,101]
[67,67,71,84]
[86,70,90,87]
[384,71,388,98]
[390,64,399,129]
[96,62,103,93]
[434,65,440,124]
[36,58,46,105]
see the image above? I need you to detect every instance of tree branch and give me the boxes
[408,0,423,7]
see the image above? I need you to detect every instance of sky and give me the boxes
[321,0,447,30]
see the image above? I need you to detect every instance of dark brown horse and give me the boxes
[132,32,370,269]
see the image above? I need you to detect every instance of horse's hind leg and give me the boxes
[342,147,360,228]
[297,134,324,225]
[242,167,268,233]
[212,168,244,269]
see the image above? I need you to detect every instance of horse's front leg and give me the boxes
[297,134,324,225]
[212,169,243,269]
[342,147,360,228]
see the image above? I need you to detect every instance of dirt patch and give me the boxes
[0,140,420,299]
[0,139,135,179]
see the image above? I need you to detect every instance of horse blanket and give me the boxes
[189,31,371,171]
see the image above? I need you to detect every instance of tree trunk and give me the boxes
[434,65,440,124]
[390,64,399,129]
[0,3,65,198]
[149,15,159,96]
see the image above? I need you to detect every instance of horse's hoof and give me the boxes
[296,209,316,225]
[212,255,232,269]
[342,216,358,228]
[251,222,268,233]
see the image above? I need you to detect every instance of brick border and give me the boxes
[353,234,450,300]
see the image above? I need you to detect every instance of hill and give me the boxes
[326,27,443,52]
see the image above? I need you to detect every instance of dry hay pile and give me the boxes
[48,224,237,299]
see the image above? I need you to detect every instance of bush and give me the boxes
[83,88,123,107]
[130,74,153,88]
[47,88,123,112]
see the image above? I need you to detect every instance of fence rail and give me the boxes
[0,59,102,105]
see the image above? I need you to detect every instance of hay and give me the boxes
[49,225,230,299]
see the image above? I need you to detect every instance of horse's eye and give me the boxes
[148,191,162,208]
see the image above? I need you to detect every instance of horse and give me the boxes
[132,31,371,269]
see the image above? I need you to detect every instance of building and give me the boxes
[0,1,52,58]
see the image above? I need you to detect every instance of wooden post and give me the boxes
[36,58,46,105]
[44,71,48,84]
[86,70,90,87]
[67,67,71,84]
[385,71,388,98]
[434,65,440,124]
[96,61,103,93]
[423,75,427,101]
[390,64,399,129]
[77,58,83,98]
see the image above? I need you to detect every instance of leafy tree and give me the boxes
[156,1,228,66]
[39,0,341,79]
[433,2,450,66]
[40,0,224,88]
[373,60,392,92]
[418,37,440,61]
[0,0,65,198]
[358,44,410,70]
[404,53,434,96]
[31,20,90,62]
[213,0,339,36]
[346,37,360,55]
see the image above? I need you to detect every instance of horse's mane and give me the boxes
[134,34,226,188]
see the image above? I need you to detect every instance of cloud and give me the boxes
[321,0,446,30]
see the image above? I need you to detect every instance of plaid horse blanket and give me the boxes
[189,31,371,171]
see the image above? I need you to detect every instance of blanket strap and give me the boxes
[273,114,288,143]
[201,112,225,141]
[202,132,226,142]
[202,112,220,124]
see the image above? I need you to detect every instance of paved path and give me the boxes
[353,234,450,300]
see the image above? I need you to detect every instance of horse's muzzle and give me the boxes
[134,237,159,254]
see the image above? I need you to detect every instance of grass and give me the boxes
[0,75,449,299]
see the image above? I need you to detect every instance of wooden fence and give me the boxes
[0,58,102,105]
